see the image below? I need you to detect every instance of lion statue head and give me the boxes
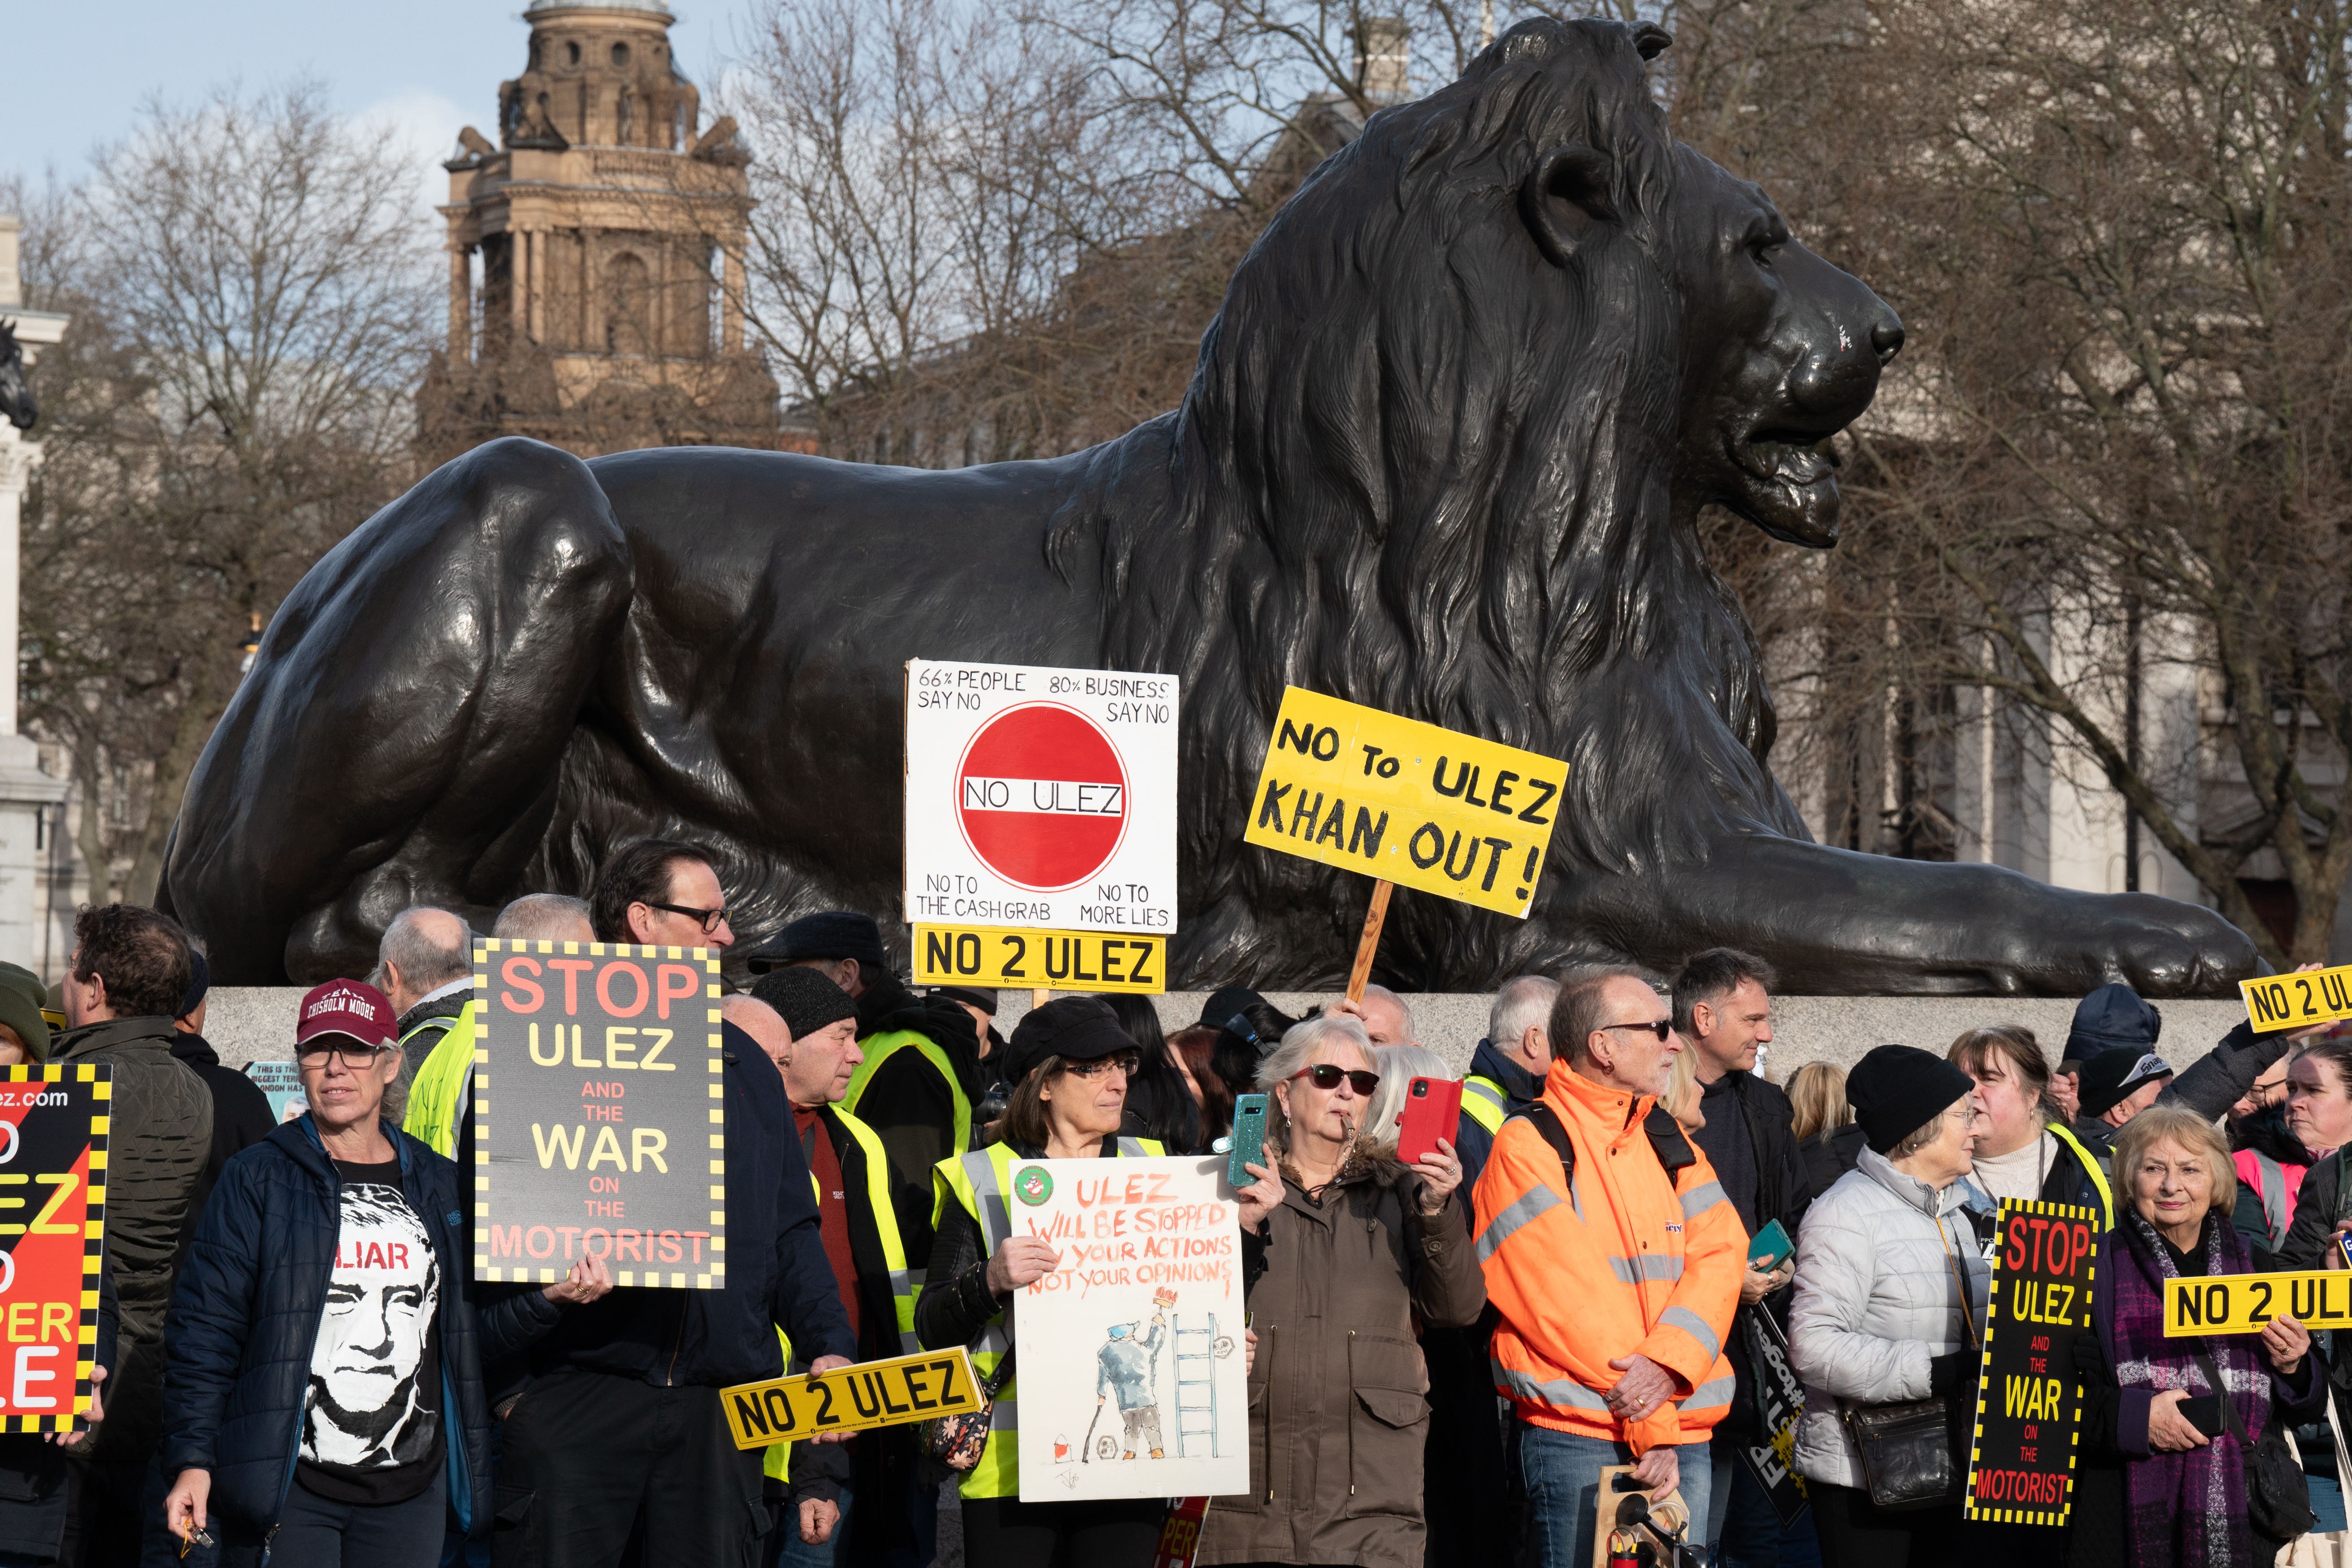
[1065,16,1905,986]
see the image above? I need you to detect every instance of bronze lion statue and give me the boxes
[161,17,2258,993]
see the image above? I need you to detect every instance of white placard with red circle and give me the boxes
[906,660,1178,936]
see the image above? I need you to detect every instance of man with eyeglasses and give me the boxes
[1473,968,1744,1568]
[492,842,854,1568]
[587,838,737,952]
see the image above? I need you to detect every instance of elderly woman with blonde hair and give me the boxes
[2068,1106,2323,1568]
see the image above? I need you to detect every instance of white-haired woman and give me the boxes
[1197,1015,1485,1568]
[1358,1043,1456,1161]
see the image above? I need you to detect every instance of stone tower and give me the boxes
[418,0,784,459]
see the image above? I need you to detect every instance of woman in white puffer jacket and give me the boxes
[1789,1045,1990,1568]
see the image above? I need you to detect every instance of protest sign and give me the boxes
[904,660,1179,939]
[912,923,1167,995]
[1007,1156,1247,1503]
[2164,1269,2352,1333]
[1151,1495,1210,1568]
[2243,965,2352,1032]
[243,1060,305,1124]
[720,1347,982,1448]
[1737,1312,1809,1525]
[1242,687,1567,919]
[0,1066,109,1431]
[1964,1200,2097,1525]
[473,939,725,1289]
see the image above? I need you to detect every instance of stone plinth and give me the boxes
[199,986,2254,1081]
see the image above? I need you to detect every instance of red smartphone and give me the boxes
[1395,1077,1463,1165]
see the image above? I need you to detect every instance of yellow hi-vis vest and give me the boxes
[844,1030,971,1156]
[1462,1075,1508,1136]
[928,1135,1166,1500]
[2048,1121,2116,1230]
[400,1002,477,1159]
[763,1105,922,1479]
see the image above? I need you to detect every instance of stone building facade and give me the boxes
[415,0,790,460]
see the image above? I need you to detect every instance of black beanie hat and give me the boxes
[2065,983,2161,1059]
[749,968,858,1041]
[747,912,891,975]
[929,986,999,1017]
[180,949,211,1023]
[1201,986,1268,1032]
[2074,1045,2175,1119]
[1001,996,1137,1086]
[1846,1044,1978,1156]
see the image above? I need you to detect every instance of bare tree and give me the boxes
[15,81,433,903]
[1804,0,2352,963]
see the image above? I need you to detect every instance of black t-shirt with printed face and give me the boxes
[293,1158,444,1505]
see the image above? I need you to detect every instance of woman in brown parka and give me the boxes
[1198,1013,1487,1568]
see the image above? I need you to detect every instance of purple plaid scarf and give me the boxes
[2109,1209,2265,1568]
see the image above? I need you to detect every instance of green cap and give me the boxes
[0,965,50,1063]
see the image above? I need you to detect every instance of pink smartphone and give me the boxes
[1396,1077,1463,1165]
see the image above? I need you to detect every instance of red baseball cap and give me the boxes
[295,980,396,1051]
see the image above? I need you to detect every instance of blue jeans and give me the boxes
[1706,1435,1782,1568]
[1519,1423,1711,1568]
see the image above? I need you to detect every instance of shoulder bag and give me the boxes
[2279,1390,2352,1568]
[1837,1211,1980,1511]
[920,1348,1014,1471]
[2190,1344,2314,1544]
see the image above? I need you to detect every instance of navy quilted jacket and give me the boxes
[159,1116,559,1540]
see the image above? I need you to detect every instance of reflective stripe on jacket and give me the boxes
[930,1135,1165,1500]
[1473,1064,1742,1453]
[2045,1121,2114,1231]
[847,1031,971,1156]
[764,1105,922,1480]
[401,1002,477,1159]
[2233,1147,2304,1252]
[1461,1076,1506,1136]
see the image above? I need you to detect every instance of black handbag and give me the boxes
[2191,1346,2314,1542]
[1839,1397,1961,1510]
[1838,1213,1980,1511]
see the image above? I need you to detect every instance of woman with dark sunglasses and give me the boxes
[1196,1014,1486,1568]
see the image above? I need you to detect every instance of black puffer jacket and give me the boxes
[160,1117,560,1539]
[517,1023,854,1388]
[52,1015,213,1465]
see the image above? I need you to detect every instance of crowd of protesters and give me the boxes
[2,838,2348,1567]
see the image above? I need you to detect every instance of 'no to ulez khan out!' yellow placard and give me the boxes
[1242,688,1567,918]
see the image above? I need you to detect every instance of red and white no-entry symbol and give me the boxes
[955,703,1130,891]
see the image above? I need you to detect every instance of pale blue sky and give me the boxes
[8,0,761,218]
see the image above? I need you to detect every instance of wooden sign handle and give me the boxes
[1345,880,1394,1004]
[1032,988,1051,1011]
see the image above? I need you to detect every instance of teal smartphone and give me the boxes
[1228,1094,1270,1188]
[1749,1218,1794,1273]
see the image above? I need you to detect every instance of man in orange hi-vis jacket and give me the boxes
[1475,967,1745,1567]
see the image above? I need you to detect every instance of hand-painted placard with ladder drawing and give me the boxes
[1007,1155,1248,1502]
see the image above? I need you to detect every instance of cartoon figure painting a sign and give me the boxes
[1095,1297,1171,1461]
[1011,1156,1249,1502]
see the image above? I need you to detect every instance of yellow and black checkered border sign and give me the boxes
[1963,1199,2096,1527]
[469,940,726,1290]
[0,1065,110,1433]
